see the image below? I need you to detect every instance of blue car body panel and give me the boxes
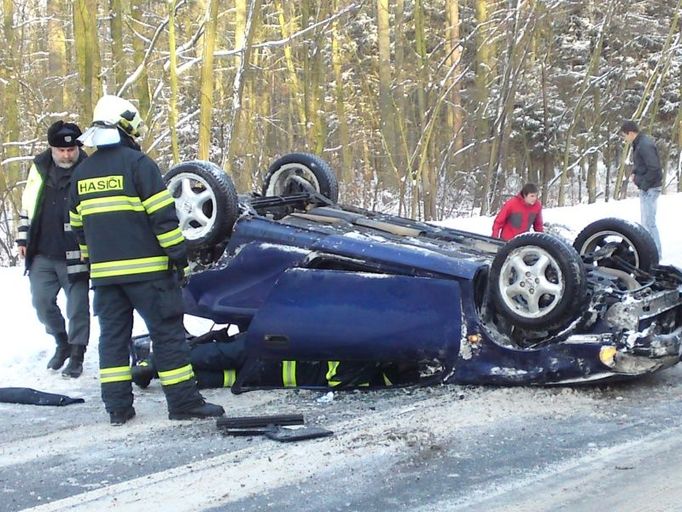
[245,268,462,363]
[183,241,310,323]
[449,335,609,385]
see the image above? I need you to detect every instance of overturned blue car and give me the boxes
[162,153,682,390]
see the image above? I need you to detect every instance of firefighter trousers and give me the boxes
[94,275,203,413]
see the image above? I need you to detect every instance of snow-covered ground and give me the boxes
[2,192,681,390]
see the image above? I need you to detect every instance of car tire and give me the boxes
[164,160,239,248]
[490,233,587,330]
[262,152,339,202]
[573,218,659,271]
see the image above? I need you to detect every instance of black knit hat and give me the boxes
[47,121,82,147]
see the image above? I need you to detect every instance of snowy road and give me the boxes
[3,366,682,511]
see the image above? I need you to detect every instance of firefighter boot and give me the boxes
[62,345,86,378]
[132,360,156,389]
[110,407,136,426]
[47,334,70,370]
[168,400,225,420]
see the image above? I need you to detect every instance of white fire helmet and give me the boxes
[78,95,143,147]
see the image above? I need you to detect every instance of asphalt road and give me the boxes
[2,366,682,512]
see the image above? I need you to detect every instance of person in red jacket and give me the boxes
[492,183,544,241]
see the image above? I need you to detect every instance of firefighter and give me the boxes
[131,330,420,390]
[69,95,224,425]
[16,121,90,378]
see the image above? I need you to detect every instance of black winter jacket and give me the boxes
[16,148,88,280]
[631,133,662,192]
[69,138,187,286]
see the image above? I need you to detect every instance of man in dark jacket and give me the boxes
[16,121,90,378]
[621,120,663,255]
[70,95,224,425]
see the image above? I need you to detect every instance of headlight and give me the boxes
[599,346,618,367]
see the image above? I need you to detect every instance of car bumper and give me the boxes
[608,327,682,375]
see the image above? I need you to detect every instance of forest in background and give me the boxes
[0,0,681,265]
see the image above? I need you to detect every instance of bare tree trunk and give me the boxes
[540,56,552,203]
[302,1,326,154]
[74,0,102,122]
[483,2,534,214]
[197,0,219,160]
[414,0,433,220]
[446,0,463,156]
[604,143,612,202]
[394,0,408,215]
[376,0,397,189]
[129,3,152,121]
[587,85,600,203]
[678,50,682,192]
[222,0,261,189]
[110,0,126,92]
[474,0,493,209]
[1,0,21,216]
[48,1,68,112]
[274,0,306,139]
[332,0,352,186]
[168,0,180,164]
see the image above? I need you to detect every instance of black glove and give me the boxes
[172,259,190,287]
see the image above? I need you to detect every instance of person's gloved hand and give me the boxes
[172,259,190,287]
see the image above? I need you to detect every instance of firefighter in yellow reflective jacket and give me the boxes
[69,95,224,425]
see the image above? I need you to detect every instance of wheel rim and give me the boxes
[498,246,565,319]
[265,163,321,196]
[579,230,640,268]
[166,172,217,241]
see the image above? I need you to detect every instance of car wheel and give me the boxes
[262,152,339,202]
[573,218,659,271]
[490,233,587,330]
[164,160,239,248]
